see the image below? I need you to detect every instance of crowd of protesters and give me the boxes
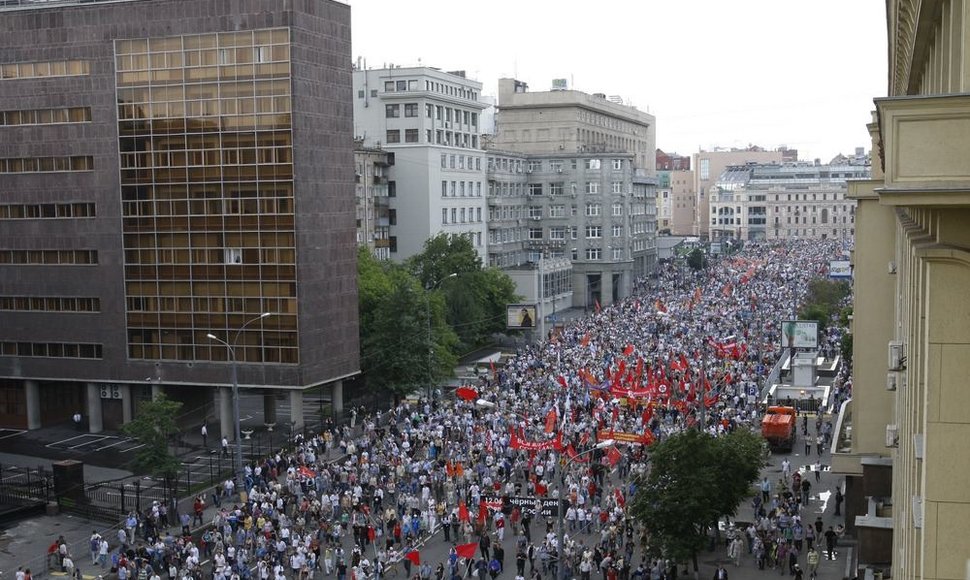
[52,240,851,580]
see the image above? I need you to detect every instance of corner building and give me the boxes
[0,0,358,435]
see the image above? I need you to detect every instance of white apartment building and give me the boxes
[353,66,488,260]
[708,161,869,242]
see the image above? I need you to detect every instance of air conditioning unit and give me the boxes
[886,372,897,391]
[885,424,898,448]
[526,169,532,173]
[557,168,563,173]
[888,261,897,274]
[532,216,541,221]
[888,341,906,371]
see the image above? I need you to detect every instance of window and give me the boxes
[451,208,457,223]
[357,90,364,99]
[441,181,447,196]
[529,184,543,196]
[404,103,418,117]
[585,203,601,217]
[700,159,710,180]
[585,247,602,260]
[611,182,622,194]
[529,228,543,240]
[548,182,563,196]
[612,224,623,237]
[385,104,399,118]
[529,206,542,219]
[585,225,602,239]
[396,80,407,91]
[471,113,478,127]
[549,205,565,217]
[612,248,624,260]
[476,207,482,222]
[441,154,447,168]
[528,160,542,172]
[586,182,600,195]
[385,130,400,144]
[384,81,395,92]
[442,208,448,224]
[612,159,622,170]
[571,226,578,239]
[370,89,378,98]
[549,227,566,240]
[585,159,601,170]
[435,105,442,120]
[449,155,456,169]
[426,104,433,118]
[405,129,419,143]
[612,203,623,216]
[460,208,467,223]
[408,80,418,91]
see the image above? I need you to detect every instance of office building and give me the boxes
[708,161,867,242]
[833,1,970,578]
[0,0,358,435]
[352,65,488,261]
[692,146,787,238]
[490,79,658,310]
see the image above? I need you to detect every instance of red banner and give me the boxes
[510,429,563,451]
[597,429,653,445]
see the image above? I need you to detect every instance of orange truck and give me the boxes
[761,406,797,451]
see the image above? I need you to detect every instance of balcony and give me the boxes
[875,93,970,204]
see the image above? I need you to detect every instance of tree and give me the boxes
[122,394,182,487]
[442,267,520,349]
[630,428,766,572]
[358,248,458,401]
[687,248,707,270]
[406,233,482,290]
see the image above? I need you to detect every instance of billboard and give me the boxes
[781,320,819,349]
[507,304,537,329]
[829,260,852,279]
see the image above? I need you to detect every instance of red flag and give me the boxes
[557,375,568,389]
[489,360,496,377]
[403,551,420,566]
[623,344,634,357]
[478,500,488,523]
[594,299,601,313]
[614,488,625,507]
[458,501,469,522]
[455,386,478,401]
[455,542,478,560]
[581,332,590,348]
[298,466,316,479]
[655,299,667,313]
[607,446,622,466]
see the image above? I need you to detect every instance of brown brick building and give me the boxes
[0,0,358,436]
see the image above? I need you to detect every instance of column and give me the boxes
[25,380,41,430]
[600,272,614,307]
[331,380,344,417]
[289,389,304,431]
[119,384,132,424]
[86,383,103,434]
[219,386,234,440]
[151,383,163,400]
[263,391,277,425]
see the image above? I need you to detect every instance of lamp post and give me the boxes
[206,311,271,495]
[556,439,614,580]
[425,273,457,401]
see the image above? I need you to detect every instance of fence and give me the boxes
[0,464,53,508]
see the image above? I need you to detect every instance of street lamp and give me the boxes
[206,311,271,496]
[557,439,615,580]
[425,273,457,401]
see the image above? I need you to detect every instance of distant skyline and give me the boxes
[348,0,887,163]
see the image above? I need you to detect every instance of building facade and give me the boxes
[490,79,658,308]
[692,147,786,238]
[656,148,690,171]
[352,66,488,261]
[708,161,867,242]
[669,169,695,235]
[833,2,970,579]
[0,0,358,435]
[354,142,394,260]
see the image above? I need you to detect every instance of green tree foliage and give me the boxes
[406,233,482,290]
[122,394,183,480]
[797,279,851,330]
[687,248,707,270]
[630,429,766,571]
[358,248,458,399]
[408,234,520,349]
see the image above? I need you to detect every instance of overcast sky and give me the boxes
[348,0,887,163]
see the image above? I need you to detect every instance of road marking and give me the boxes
[120,443,146,453]
[69,435,113,450]
[0,429,25,440]
[95,437,137,451]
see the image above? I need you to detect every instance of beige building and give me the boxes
[669,170,695,235]
[692,147,784,238]
[707,161,867,242]
[832,1,970,578]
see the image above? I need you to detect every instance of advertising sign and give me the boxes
[780,320,819,349]
[507,304,537,329]
[829,260,852,279]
